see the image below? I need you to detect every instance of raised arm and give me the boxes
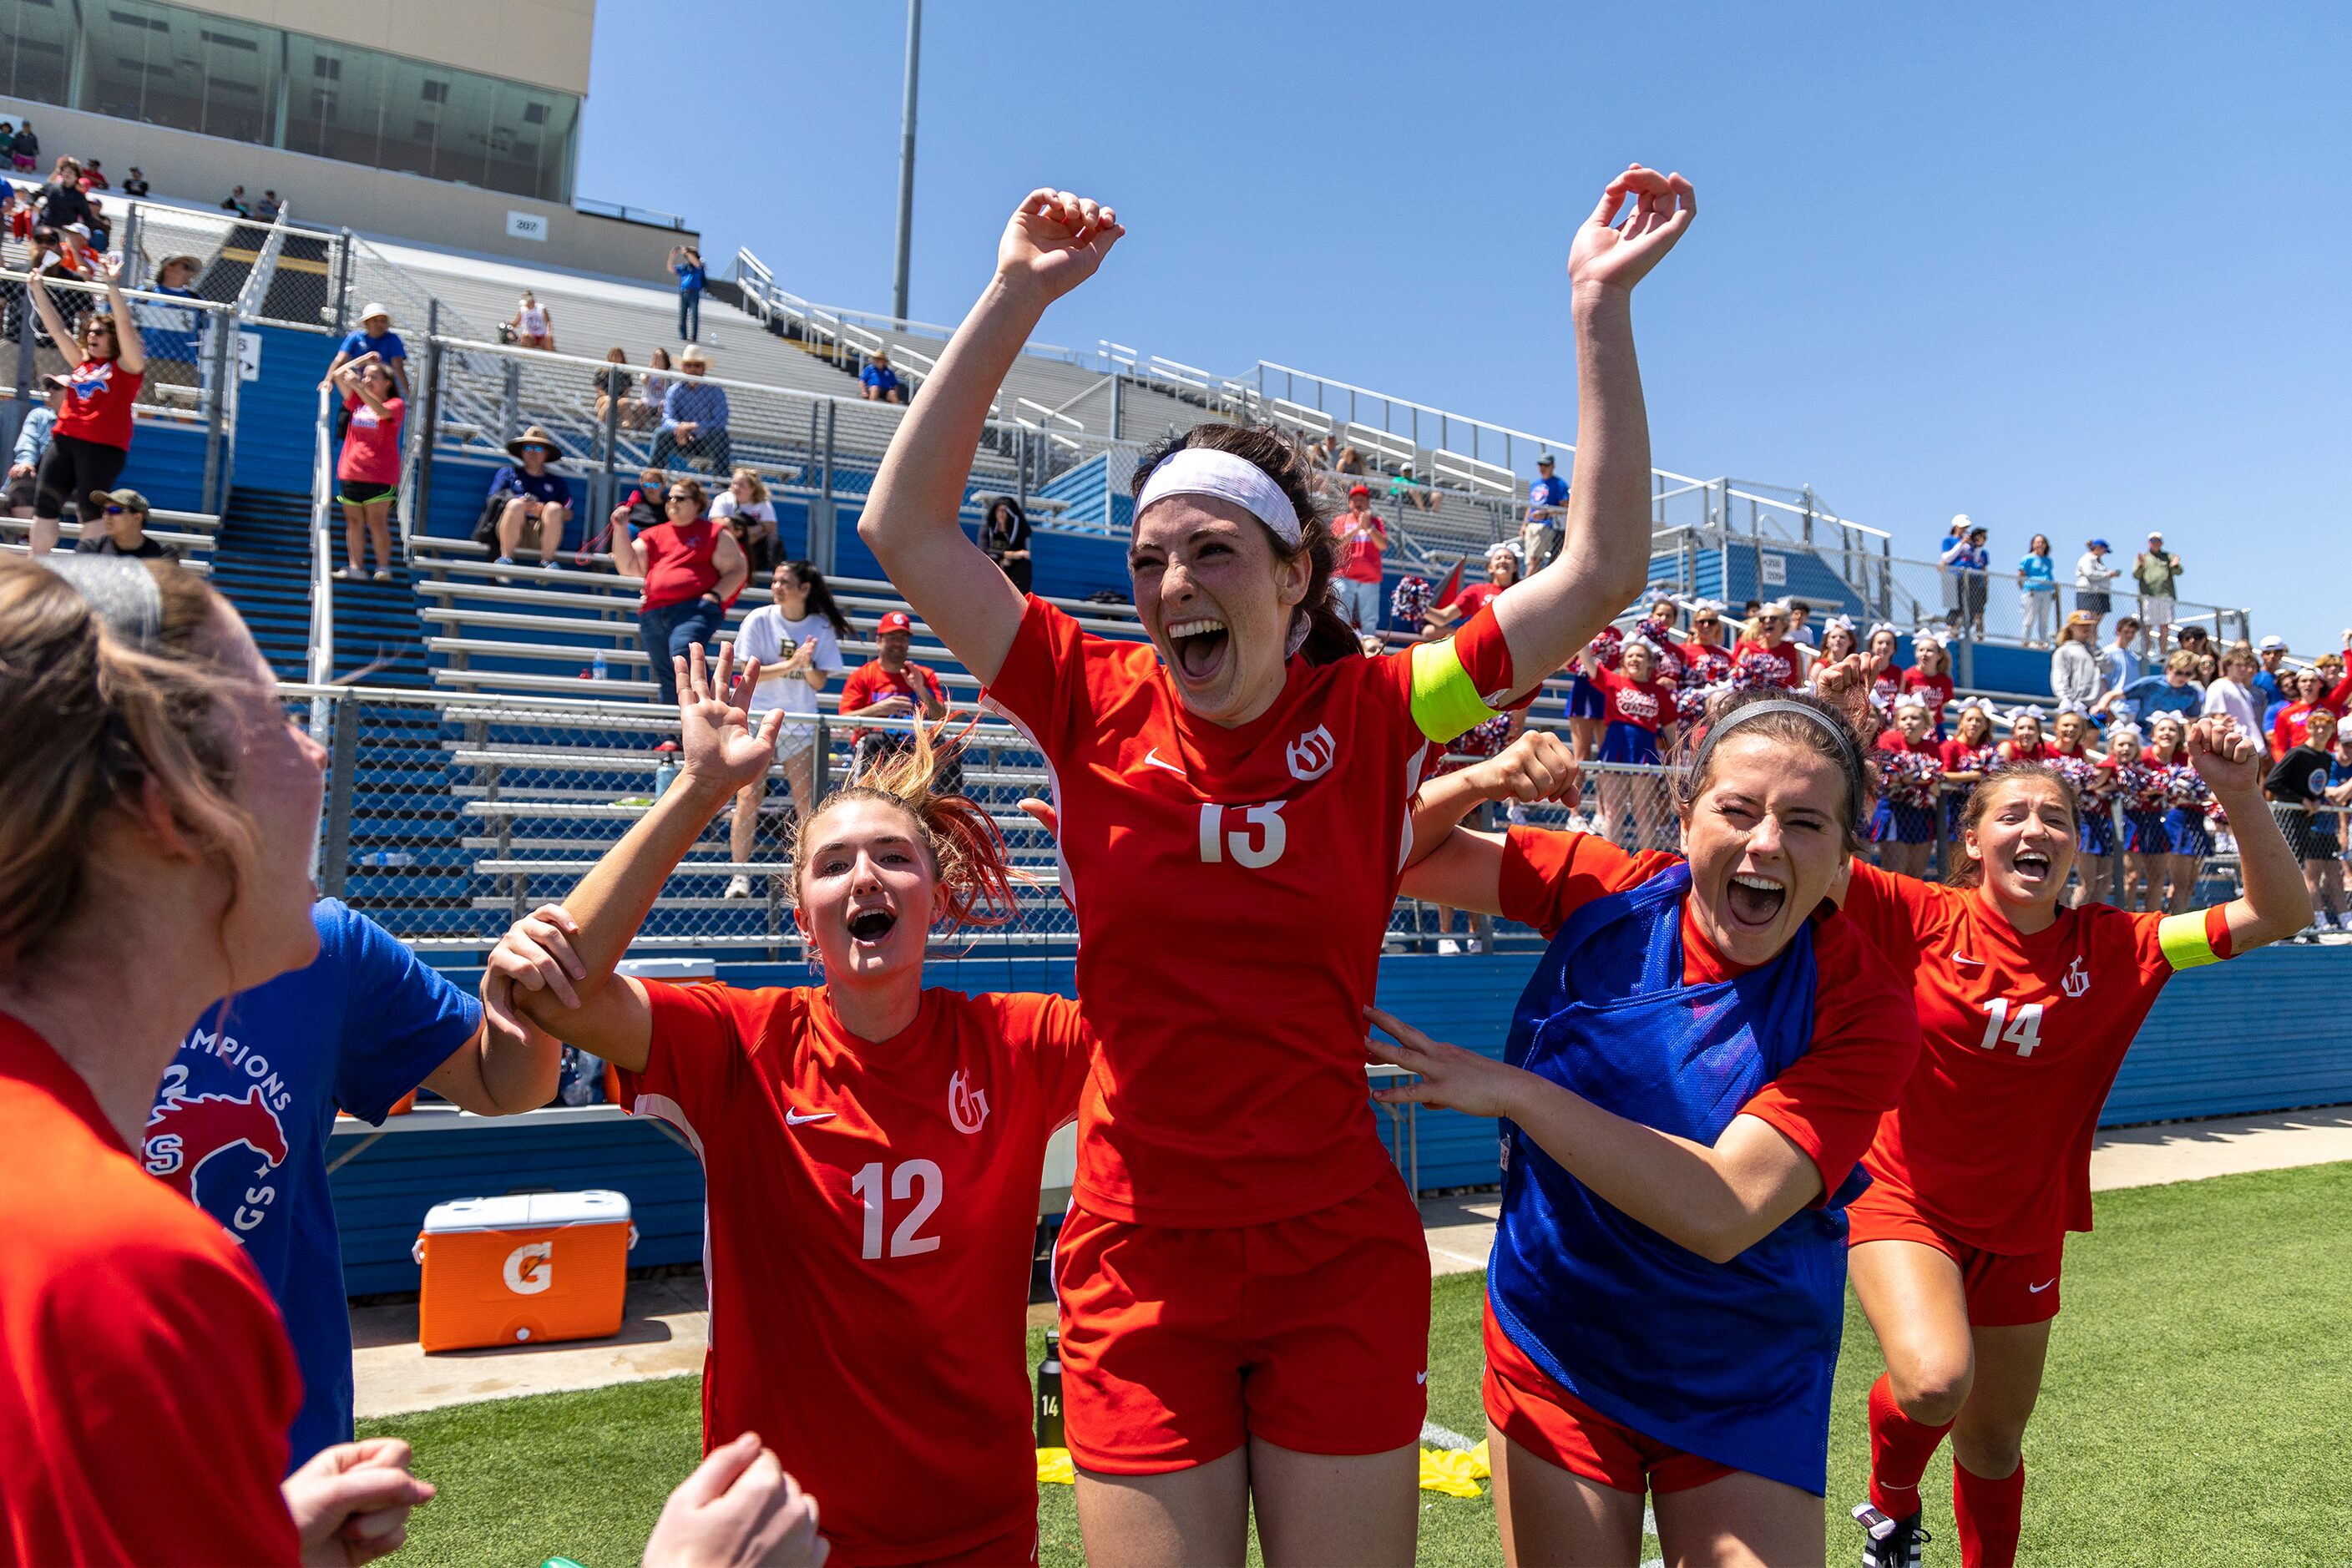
[2189,715,2312,949]
[1399,726,1581,895]
[1487,166,1694,701]
[332,352,393,417]
[26,274,79,367]
[498,645,783,1070]
[1368,1006,1819,1264]
[98,255,142,374]
[858,190,1125,685]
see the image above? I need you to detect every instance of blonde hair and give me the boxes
[728,468,768,505]
[0,560,258,974]
[792,723,1020,930]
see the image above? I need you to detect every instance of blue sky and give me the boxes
[581,2,2349,652]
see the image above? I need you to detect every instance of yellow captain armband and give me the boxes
[2157,908,2224,971]
[1409,639,1501,744]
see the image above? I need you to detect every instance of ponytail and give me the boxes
[792,719,1022,928]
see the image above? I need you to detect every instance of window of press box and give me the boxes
[0,0,579,203]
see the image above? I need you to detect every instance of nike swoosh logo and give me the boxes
[1141,747,1185,774]
[784,1110,835,1127]
[1415,1371,1429,1384]
[2027,1279,2056,1293]
[1951,950,1984,966]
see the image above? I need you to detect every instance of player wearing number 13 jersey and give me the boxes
[493,671,1093,1568]
[1831,745,2309,1568]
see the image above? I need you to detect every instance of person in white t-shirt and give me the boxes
[725,560,848,898]
[709,468,780,575]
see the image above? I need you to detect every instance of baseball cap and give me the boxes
[1348,483,1370,498]
[2086,538,2109,551]
[2259,635,2289,651]
[2147,530,2163,541]
[1537,453,1556,466]
[876,610,913,635]
[97,488,149,514]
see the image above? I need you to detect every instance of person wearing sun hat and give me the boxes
[487,426,572,569]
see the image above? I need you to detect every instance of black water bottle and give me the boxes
[1036,1328,1064,1449]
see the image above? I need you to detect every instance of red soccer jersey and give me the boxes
[1499,830,1920,1199]
[984,593,1518,1226]
[1732,638,1802,689]
[53,356,141,449]
[0,1014,301,1566]
[840,659,948,744]
[1839,862,2235,1251]
[1903,668,1955,728]
[1596,665,1676,733]
[620,982,1092,1565]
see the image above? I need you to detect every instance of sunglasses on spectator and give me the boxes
[103,504,127,514]
[1693,615,1720,626]
[666,493,697,504]
[1759,616,1788,626]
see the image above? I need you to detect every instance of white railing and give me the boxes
[306,379,336,735]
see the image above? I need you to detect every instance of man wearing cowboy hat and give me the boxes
[489,426,573,568]
[2132,530,2183,655]
[134,253,207,391]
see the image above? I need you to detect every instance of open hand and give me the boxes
[998,189,1125,305]
[281,1438,436,1566]
[1465,729,1581,808]
[1567,164,1696,296]
[2185,714,2261,794]
[676,643,783,797]
[1365,1005,1535,1121]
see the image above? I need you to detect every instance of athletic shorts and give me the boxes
[752,715,817,759]
[1568,675,1606,720]
[1481,1303,1732,1495]
[338,478,397,506]
[1054,1173,1429,1474]
[1847,1182,2066,1327]
[2122,811,2172,856]
[1596,720,1662,766]
[2077,806,2117,856]
[2165,807,2213,860]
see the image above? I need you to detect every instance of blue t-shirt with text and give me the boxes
[336,327,407,366]
[1528,473,1570,513]
[141,900,479,1468]
[489,464,572,508]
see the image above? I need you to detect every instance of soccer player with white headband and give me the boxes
[858,170,1692,1567]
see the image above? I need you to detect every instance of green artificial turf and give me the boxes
[364,1162,2352,1566]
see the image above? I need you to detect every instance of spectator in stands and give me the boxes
[508,289,556,352]
[653,348,731,472]
[2270,645,2352,755]
[331,352,404,581]
[255,190,281,220]
[611,476,748,707]
[2051,609,2105,712]
[1522,451,1569,571]
[2074,536,2118,622]
[725,559,851,898]
[979,494,1032,593]
[326,303,410,402]
[1816,615,1859,669]
[1389,459,1439,513]
[26,257,144,559]
[1937,513,1970,626]
[1330,483,1388,635]
[2133,530,2183,651]
[607,465,669,542]
[134,254,207,392]
[1333,443,1366,476]
[6,372,67,518]
[2116,648,2206,727]
[2099,612,2143,707]
[5,118,32,170]
[487,426,574,569]
[1904,631,1956,733]
[2203,641,2267,753]
[75,159,106,192]
[2253,635,2292,710]
[82,197,109,255]
[2019,532,2059,646]
[638,345,675,427]
[1308,432,1341,470]
[862,349,906,403]
[73,488,173,560]
[1422,543,1519,636]
[120,166,148,196]
[34,157,91,244]
[2266,706,2342,932]
[593,346,635,429]
[1950,522,1990,638]
[711,468,779,575]
[1787,599,1817,647]
[840,609,956,790]
[220,184,250,217]
[670,244,706,341]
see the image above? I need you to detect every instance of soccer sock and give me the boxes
[1867,1373,1953,1520]
[1952,1457,2026,1568]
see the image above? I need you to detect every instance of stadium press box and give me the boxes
[412,1190,635,1352]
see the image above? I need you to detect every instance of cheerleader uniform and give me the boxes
[2114,758,2172,854]
[1570,627,1622,721]
[2162,762,2215,859]
[1595,666,1675,766]
[1679,640,1733,689]
[2056,751,2116,856]
[1869,731,1942,844]
[1939,739,1998,838]
[1903,668,1955,736]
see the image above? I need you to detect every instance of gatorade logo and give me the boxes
[503,1242,554,1296]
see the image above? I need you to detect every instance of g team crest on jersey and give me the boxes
[947,1070,990,1135]
[2061,956,2092,998]
[1286,724,1337,783]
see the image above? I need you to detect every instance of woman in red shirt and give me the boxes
[1732,600,1803,689]
[1857,623,1903,715]
[1939,703,1999,866]
[613,476,748,706]
[490,646,1089,1567]
[1995,706,2051,766]
[2269,642,2352,756]
[331,352,404,582]
[857,175,1692,1564]
[1834,734,2308,1568]
[1904,635,1957,735]
[24,254,143,559]
[1870,697,1943,879]
[1678,599,1735,688]
[1593,636,1679,850]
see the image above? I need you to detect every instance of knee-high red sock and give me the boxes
[1952,1458,2025,1568]
[1867,1373,1954,1519]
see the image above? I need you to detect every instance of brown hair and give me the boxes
[665,476,708,511]
[0,559,256,974]
[1674,686,1881,852]
[1944,764,2078,888]
[790,722,1020,930]
[1130,422,1356,665]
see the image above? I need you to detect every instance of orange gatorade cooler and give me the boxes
[412,1191,636,1353]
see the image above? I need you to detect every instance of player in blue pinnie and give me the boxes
[1378,683,1921,1565]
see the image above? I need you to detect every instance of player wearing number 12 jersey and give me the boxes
[858,174,1692,1563]
[1833,738,2309,1568]
[495,652,1091,1567]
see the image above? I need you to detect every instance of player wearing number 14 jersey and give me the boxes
[1831,740,2309,1568]
[493,655,1092,1568]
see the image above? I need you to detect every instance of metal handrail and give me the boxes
[306,379,336,734]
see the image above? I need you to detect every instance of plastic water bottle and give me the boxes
[1035,1328,1063,1449]
[359,851,416,867]
[590,649,608,681]
[653,759,677,796]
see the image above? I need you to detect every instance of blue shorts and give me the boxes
[1569,675,1606,720]
[2123,811,2172,855]
[1944,790,1973,838]
[1596,721,1662,766]
[2165,807,2213,859]
[2077,807,2117,857]
[1871,799,1937,845]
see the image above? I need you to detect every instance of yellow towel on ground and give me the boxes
[1418,1439,1491,1498]
[1038,1447,1075,1485]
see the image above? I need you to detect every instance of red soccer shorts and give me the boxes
[1481,1303,1733,1495]
[1847,1182,2066,1327]
[1054,1174,1429,1473]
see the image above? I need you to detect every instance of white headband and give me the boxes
[2009,705,2046,725]
[1136,448,1302,549]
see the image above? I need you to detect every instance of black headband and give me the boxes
[1692,698,1867,828]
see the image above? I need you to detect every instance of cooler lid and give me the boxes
[420,1189,632,1234]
